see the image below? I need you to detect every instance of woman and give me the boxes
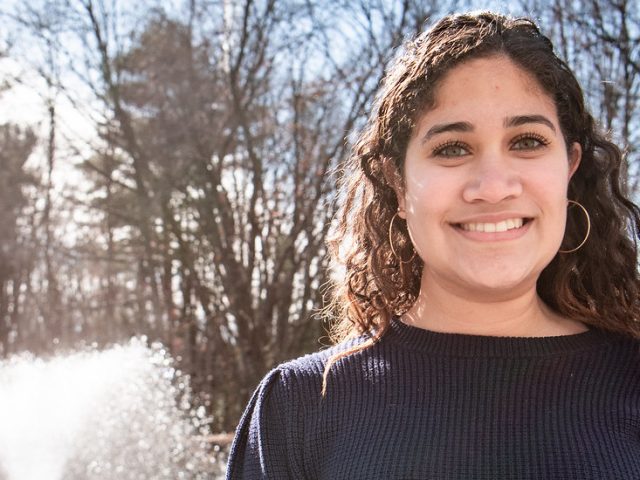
[227,11,640,479]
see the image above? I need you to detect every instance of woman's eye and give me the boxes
[433,142,469,157]
[512,135,548,150]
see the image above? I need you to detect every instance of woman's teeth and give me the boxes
[459,218,525,233]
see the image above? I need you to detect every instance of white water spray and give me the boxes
[0,338,220,479]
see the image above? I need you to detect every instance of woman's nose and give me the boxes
[461,155,523,204]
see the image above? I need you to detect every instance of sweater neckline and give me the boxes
[387,317,611,357]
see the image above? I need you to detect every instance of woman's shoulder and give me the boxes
[228,334,386,478]
[271,334,372,386]
[227,338,377,479]
[254,332,396,403]
[596,326,640,351]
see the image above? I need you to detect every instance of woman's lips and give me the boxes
[451,217,533,241]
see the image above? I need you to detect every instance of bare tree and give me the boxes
[0,124,38,354]
[520,0,640,193]
[6,0,453,431]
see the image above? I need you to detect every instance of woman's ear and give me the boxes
[381,157,406,216]
[568,142,582,179]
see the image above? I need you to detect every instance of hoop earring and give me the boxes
[558,200,591,254]
[389,212,417,264]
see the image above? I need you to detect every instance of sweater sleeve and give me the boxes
[225,368,305,479]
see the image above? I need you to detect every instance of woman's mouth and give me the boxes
[455,217,532,233]
[450,217,534,241]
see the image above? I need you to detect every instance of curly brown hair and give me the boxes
[322,11,640,391]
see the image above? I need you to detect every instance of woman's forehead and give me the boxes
[415,56,558,129]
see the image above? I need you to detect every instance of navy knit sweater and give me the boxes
[227,319,640,479]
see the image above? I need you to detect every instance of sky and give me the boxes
[0,0,597,196]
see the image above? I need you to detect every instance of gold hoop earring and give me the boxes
[559,200,591,254]
[389,212,417,264]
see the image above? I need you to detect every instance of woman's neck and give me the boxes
[403,276,588,337]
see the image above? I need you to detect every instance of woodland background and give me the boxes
[0,0,637,434]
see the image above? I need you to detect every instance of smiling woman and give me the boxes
[397,55,585,324]
[226,11,640,480]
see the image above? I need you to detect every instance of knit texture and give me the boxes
[227,319,640,479]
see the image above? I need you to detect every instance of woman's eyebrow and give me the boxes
[504,114,557,133]
[420,114,557,146]
[420,121,473,145]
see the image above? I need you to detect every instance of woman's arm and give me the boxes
[226,368,305,479]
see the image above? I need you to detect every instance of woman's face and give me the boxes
[399,55,581,300]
